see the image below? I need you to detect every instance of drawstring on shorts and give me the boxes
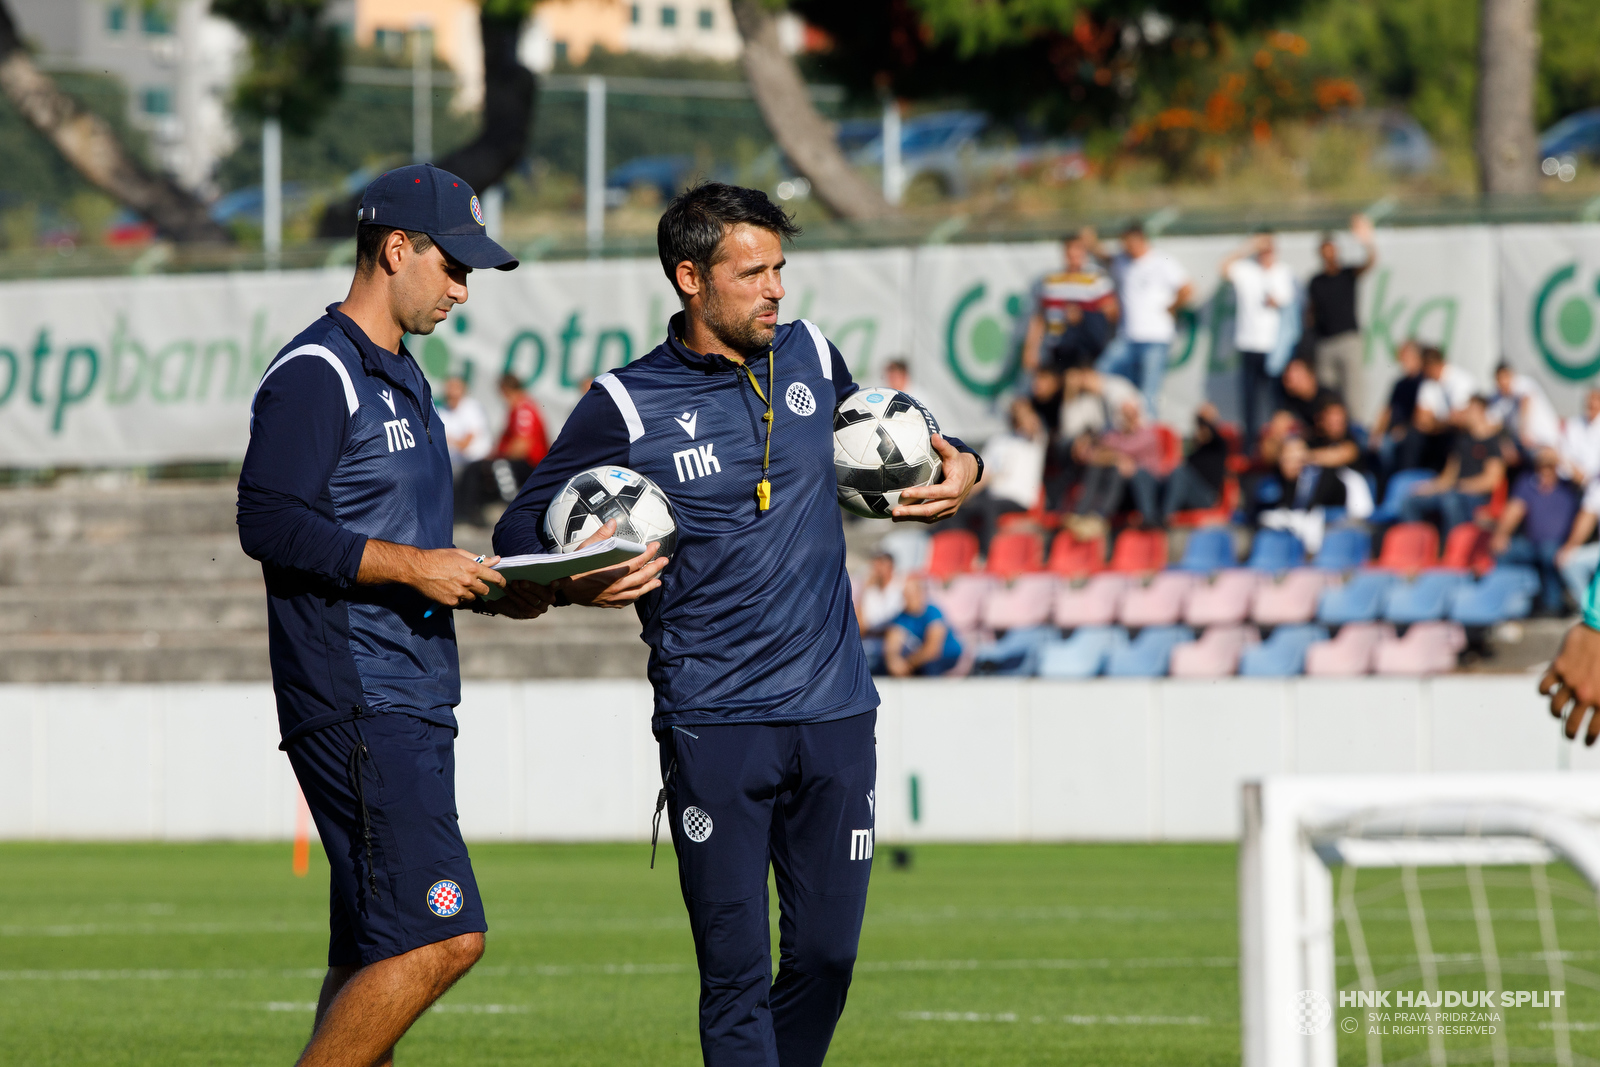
[650,757,677,870]
[347,733,381,900]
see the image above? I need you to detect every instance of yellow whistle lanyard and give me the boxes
[739,348,775,510]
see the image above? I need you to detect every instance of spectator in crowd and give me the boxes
[455,373,551,526]
[885,358,912,395]
[1370,339,1426,476]
[1247,436,1373,551]
[1409,346,1477,471]
[1276,357,1343,434]
[957,398,1047,551]
[1066,398,1168,539]
[855,551,904,674]
[1160,402,1230,523]
[1561,387,1600,486]
[436,374,491,474]
[1492,449,1580,615]
[1048,366,1145,508]
[1101,222,1194,406]
[1554,389,1600,609]
[883,577,963,677]
[1305,214,1378,421]
[1400,395,1507,532]
[1306,401,1366,475]
[1490,362,1562,457]
[1023,229,1119,374]
[1558,507,1600,614]
[1222,230,1296,444]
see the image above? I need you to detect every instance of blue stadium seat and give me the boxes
[972,625,1060,676]
[1104,625,1194,677]
[1384,571,1472,624]
[1318,570,1398,625]
[1312,527,1373,572]
[1238,624,1330,676]
[1173,528,1236,573]
[1370,469,1435,524]
[1037,626,1129,678]
[1245,529,1306,572]
[1449,566,1539,627]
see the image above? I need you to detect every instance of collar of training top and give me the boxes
[664,311,773,371]
[355,162,518,271]
[325,304,418,383]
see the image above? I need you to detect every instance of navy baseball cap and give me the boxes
[356,163,518,271]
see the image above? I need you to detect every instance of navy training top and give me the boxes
[237,306,461,748]
[493,314,979,730]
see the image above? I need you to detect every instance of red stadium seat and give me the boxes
[1169,477,1240,529]
[1109,529,1168,574]
[1153,424,1182,473]
[1373,522,1439,574]
[1475,477,1510,524]
[986,531,1044,579]
[1439,523,1494,576]
[1048,532,1105,579]
[925,530,979,581]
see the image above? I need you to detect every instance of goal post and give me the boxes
[1240,773,1600,1067]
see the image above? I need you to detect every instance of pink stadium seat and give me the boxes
[1304,622,1396,677]
[985,531,1045,580]
[1053,573,1132,629]
[1251,568,1334,626]
[1184,569,1264,627]
[925,529,979,581]
[1119,572,1200,628]
[981,574,1059,631]
[1374,522,1439,574]
[1109,529,1168,574]
[930,573,999,633]
[1169,624,1260,678]
[1048,533,1105,579]
[1372,621,1466,676]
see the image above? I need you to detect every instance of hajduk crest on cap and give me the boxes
[354,163,517,271]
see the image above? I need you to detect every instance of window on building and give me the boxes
[697,8,712,29]
[553,40,569,64]
[107,5,127,33]
[141,87,173,115]
[374,28,405,55]
[630,4,640,24]
[660,5,677,28]
[140,3,172,34]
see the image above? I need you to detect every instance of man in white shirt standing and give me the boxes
[1222,230,1296,444]
[436,375,492,474]
[1415,346,1478,432]
[1101,222,1194,408]
[954,397,1047,551]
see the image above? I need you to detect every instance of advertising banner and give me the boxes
[1499,224,1600,417]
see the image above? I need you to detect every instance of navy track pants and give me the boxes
[657,709,877,1067]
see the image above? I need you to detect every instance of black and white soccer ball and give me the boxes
[833,387,943,519]
[543,465,677,555]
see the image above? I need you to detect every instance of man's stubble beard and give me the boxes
[702,279,777,358]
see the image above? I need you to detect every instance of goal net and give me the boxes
[1241,773,1600,1067]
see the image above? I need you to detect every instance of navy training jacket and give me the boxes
[237,306,461,748]
[493,314,978,730]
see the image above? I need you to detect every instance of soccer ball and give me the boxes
[543,465,678,555]
[833,387,943,518]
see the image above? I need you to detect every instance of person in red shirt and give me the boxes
[455,373,550,526]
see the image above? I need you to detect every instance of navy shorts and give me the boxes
[285,712,486,967]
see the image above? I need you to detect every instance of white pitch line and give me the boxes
[0,967,326,982]
[0,921,325,938]
[857,957,1236,973]
[259,1002,532,1015]
[900,1011,1213,1026]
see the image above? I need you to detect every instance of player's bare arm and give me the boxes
[1540,624,1600,744]
[357,541,507,606]
[891,436,980,522]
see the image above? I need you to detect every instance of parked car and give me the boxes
[1539,108,1600,181]
[1361,109,1437,175]
[605,154,695,207]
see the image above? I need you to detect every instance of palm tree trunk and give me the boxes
[731,0,892,221]
[1477,0,1540,195]
[0,0,230,243]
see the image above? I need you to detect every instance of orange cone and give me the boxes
[293,788,311,877]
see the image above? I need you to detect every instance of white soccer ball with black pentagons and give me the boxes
[543,465,678,556]
[833,387,944,518]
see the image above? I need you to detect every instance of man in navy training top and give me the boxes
[493,182,982,1067]
[237,163,574,1067]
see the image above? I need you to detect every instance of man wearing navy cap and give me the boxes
[236,164,631,1067]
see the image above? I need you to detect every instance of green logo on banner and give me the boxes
[944,283,1022,398]
[1532,262,1600,381]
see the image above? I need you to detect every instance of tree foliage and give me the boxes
[210,0,343,135]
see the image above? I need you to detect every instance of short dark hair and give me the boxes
[1121,221,1146,238]
[1495,361,1513,376]
[355,223,434,274]
[1421,345,1446,365]
[656,182,800,299]
[498,371,524,393]
[886,358,909,374]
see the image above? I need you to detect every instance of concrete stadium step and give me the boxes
[0,583,266,633]
[0,480,240,545]
[0,533,257,585]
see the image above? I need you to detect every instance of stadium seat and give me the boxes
[1185,569,1264,627]
[1369,469,1435,524]
[1438,522,1494,576]
[1237,624,1330,677]
[925,529,979,581]
[1318,570,1399,625]
[1168,477,1240,529]
[1374,522,1440,573]
[1304,622,1396,676]
[1105,625,1194,677]
[1120,571,1200,628]
[878,529,930,575]
[1312,527,1372,572]
[1383,570,1472,624]
[1173,527,1236,573]
[985,531,1044,580]
[1047,532,1105,579]
[971,625,1059,676]
[1109,529,1168,573]
[1449,565,1539,626]
[931,573,998,632]
[1053,573,1132,629]
[1252,568,1335,626]
[1373,621,1466,675]
[1245,528,1306,573]
[1169,624,1260,678]
[981,574,1059,631]
[1037,626,1129,678]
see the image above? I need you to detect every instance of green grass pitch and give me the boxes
[4,842,1596,1065]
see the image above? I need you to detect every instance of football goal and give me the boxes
[1241,773,1600,1067]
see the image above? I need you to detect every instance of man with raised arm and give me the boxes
[236,164,566,1067]
[493,182,981,1067]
